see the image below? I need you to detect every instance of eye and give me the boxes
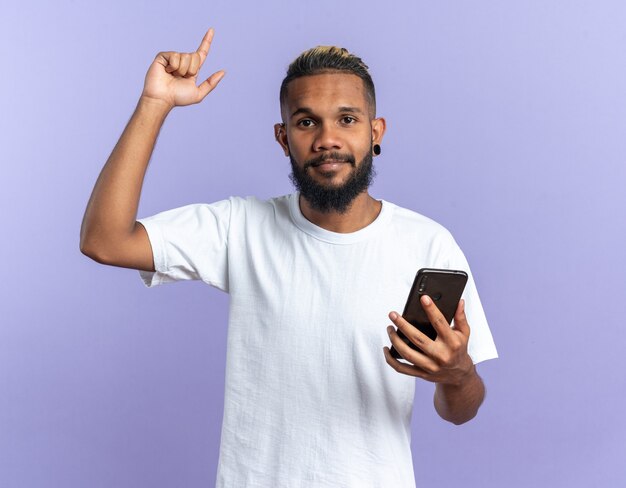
[297,119,316,128]
[341,116,356,124]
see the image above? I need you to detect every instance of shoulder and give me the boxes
[228,193,291,219]
[157,194,291,221]
[385,200,457,245]
[382,200,473,271]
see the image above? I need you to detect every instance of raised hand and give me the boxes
[141,27,225,109]
[384,296,474,386]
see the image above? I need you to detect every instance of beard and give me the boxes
[288,148,376,214]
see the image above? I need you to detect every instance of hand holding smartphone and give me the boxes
[389,268,468,360]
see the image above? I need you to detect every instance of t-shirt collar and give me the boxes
[288,191,393,244]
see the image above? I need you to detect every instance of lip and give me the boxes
[312,159,348,168]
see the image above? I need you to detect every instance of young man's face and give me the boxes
[275,72,386,213]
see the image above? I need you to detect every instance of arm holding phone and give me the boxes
[383,296,485,425]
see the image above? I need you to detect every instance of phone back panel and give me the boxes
[402,268,468,340]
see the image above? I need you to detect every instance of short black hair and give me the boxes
[279,46,376,118]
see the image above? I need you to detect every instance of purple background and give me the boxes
[2,1,625,486]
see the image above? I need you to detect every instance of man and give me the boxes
[80,27,497,488]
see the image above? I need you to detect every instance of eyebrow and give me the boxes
[290,106,365,118]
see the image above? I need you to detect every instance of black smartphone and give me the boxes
[389,268,468,360]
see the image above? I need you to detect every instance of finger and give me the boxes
[420,295,454,340]
[196,27,214,68]
[164,52,180,73]
[186,52,201,78]
[155,51,169,68]
[387,325,439,373]
[452,299,470,337]
[180,53,194,77]
[383,347,436,381]
[388,311,433,354]
[196,70,226,102]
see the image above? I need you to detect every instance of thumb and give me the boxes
[452,299,470,337]
[197,70,226,102]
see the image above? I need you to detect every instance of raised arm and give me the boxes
[79,27,225,271]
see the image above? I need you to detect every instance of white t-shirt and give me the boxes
[138,192,498,488]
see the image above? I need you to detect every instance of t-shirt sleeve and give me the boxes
[136,198,233,292]
[445,239,498,365]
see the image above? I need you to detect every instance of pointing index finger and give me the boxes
[196,27,215,67]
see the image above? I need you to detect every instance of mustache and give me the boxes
[303,152,356,169]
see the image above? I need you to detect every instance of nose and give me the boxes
[312,123,343,152]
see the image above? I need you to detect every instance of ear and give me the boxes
[274,123,290,156]
[371,117,387,146]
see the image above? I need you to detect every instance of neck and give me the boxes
[299,191,382,233]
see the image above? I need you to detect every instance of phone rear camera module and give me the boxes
[418,275,428,292]
[432,292,442,301]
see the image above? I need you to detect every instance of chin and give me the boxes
[288,152,375,213]
[315,174,351,186]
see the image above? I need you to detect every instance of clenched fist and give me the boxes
[141,27,225,109]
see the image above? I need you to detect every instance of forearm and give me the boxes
[434,365,485,425]
[80,96,171,253]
